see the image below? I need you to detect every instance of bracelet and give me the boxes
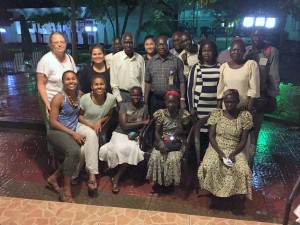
[180,97,185,101]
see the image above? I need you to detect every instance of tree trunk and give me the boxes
[135,0,146,44]
[121,5,136,35]
[70,0,77,62]
[20,15,33,58]
[114,0,120,37]
[105,8,116,37]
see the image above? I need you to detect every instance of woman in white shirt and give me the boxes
[217,39,260,111]
[36,31,77,129]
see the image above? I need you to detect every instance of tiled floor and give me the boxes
[0,73,299,224]
[0,196,280,225]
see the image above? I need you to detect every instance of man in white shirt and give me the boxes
[179,32,199,78]
[105,37,123,65]
[169,31,183,57]
[110,32,145,106]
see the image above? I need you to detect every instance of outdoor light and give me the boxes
[265,18,276,28]
[0,28,6,33]
[255,17,265,27]
[243,17,254,27]
[92,26,97,32]
[243,16,277,28]
[85,26,92,32]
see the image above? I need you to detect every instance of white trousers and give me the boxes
[73,125,99,178]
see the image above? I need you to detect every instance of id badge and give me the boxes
[259,57,268,66]
[168,76,174,85]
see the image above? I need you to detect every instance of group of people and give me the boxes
[36,28,279,204]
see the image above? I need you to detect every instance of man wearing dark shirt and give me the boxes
[145,35,186,115]
[244,28,280,167]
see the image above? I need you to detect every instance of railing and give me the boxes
[0,43,49,75]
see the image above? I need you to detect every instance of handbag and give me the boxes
[155,135,182,152]
[164,140,182,152]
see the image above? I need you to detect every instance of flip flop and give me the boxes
[111,177,120,194]
[87,180,97,197]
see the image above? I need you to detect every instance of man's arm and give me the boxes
[110,54,123,103]
[267,47,280,97]
[144,60,152,105]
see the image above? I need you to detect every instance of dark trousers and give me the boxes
[148,92,166,116]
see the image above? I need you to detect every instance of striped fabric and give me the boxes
[187,63,220,132]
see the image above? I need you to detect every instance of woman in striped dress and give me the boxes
[187,40,220,161]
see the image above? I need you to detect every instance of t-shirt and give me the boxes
[77,93,116,128]
[36,52,77,101]
[114,102,148,134]
[79,62,111,94]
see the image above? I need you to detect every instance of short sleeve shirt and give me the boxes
[36,52,77,101]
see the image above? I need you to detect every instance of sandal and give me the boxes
[87,180,97,197]
[59,190,74,203]
[71,177,79,186]
[111,177,120,194]
[46,179,60,194]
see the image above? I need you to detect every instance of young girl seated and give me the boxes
[99,86,149,193]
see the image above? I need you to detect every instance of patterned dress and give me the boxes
[187,63,220,132]
[198,109,253,199]
[146,109,190,186]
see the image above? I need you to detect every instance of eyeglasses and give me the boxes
[52,41,66,46]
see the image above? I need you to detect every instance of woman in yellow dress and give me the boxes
[198,89,253,200]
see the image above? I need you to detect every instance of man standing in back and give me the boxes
[110,33,145,106]
[244,28,280,167]
[179,31,199,78]
[170,31,183,57]
[145,35,186,115]
[105,37,123,64]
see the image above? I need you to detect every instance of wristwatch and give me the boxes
[180,97,185,101]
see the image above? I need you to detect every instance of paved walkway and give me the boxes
[0,72,299,224]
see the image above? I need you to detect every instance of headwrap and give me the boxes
[164,90,181,101]
[223,89,239,100]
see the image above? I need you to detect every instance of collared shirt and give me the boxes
[245,45,280,97]
[104,53,113,65]
[179,49,199,78]
[145,53,185,93]
[169,48,181,58]
[110,50,145,102]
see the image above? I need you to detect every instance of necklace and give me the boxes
[67,94,78,108]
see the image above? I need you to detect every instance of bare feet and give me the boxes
[59,189,74,203]
[46,177,60,194]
